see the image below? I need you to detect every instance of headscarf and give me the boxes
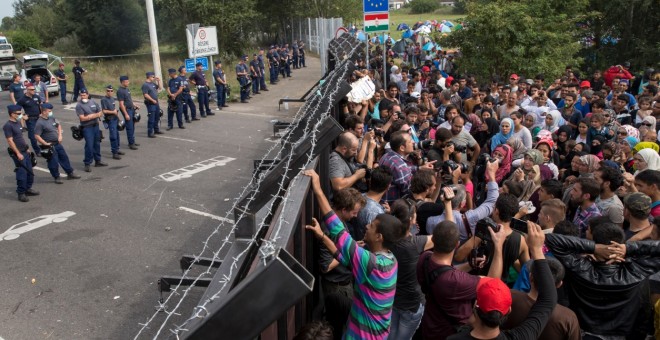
[625,136,639,150]
[520,165,541,201]
[636,148,660,174]
[556,125,573,155]
[507,137,527,160]
[524,149,544,166]
[492,144,512,183]
[490,118,514,151]
[591,135,607,156]
[543,110,562,133]
[484,118,500,136]
[579,154,601,174]
[623,125,639,140]
[539,164,554,181]
[467,113,482,135]
[634,141,660,153]
[642,116,657,129]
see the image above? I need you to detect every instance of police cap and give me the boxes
[195,62,203,67]
[214,60,222,65]
[41,103,54,110]
[146,72,155,78]
[106,84,114,90]
[7,104,22,114]
[119,75,129,82]
[80,88,89,94]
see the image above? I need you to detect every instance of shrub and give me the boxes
[6,30,41,53]
[409,0,440,14]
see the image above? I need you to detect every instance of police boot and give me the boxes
[18,193,29,202]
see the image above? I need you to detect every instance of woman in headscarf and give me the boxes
[513,149,544,179]
[535,138,559,179]
[490,118,514,152]
[620,136,639,173]
[507,136,527,161]
[556,125,573,156]
[634,149,660,175]
[491,144,512,184]
[579,154,601,177]
[510,164,542,202]
[639,115,657,131]
[590,135,608,159]
[467,113,482,136]
[615,125,639,144]
[634,141,660,154]
[523,113,541,139]
[474,117,500,150]
[543,110,562,133]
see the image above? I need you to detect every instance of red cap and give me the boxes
[509,74,519,80]
[580,80,591,88]
[422,66,430,72]
[476,278,512,314]
[59,63,65,67]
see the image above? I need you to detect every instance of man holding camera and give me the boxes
[450,116,480,164]
[329,132,367,192]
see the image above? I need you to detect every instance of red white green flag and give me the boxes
[364,13,389,32]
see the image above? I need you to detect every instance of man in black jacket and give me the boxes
[545,222,660,339]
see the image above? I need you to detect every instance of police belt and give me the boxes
[196,85,208,89]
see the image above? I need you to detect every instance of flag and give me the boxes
[363,0,388,13]
[364,13,389,32]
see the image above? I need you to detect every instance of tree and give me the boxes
[439,0,587,81]
[1,17,17,31]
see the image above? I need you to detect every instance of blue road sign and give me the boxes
[185,57,209,72]
[363,0,387,13]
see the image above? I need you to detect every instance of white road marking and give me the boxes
[178,207,234,224]
[1,211,76,241]
[154,156,235,182]
[157,135,197,143]
[63,104,77,111]
[33,166,50,173]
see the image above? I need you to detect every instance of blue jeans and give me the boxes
[107,117,120,154]
[197,87,210,116]
[389,303,424,340]
[26,118,41,154]
[59,82,67,103]
[215,84,226,107]
[146,103,160,135]
[11,150,34,194]
[251,76,260,94]
[124,108,136,145]
[46,143,74,178]
[167,98,184,128]
[239,77,249,101]
[82,124,101,165]
[181,93,196,120]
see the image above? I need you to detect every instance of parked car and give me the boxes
[20,54,58,96]
[0,36,8,44]
[0,43,14,60]
[0,59,18,90]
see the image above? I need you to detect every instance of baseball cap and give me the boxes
[119,75,129,82]
[80,88,89,94]
[410,91,421,99]
[620,79,630,85]
[580,80,591,88]
[41,103,53,110]
[624,193,651,216]
[476,277,512,314]
[8,104,22,113]
[195,62,203,67]
[510,74,519,80]
[525,79,533,85]
[422,66,430,72]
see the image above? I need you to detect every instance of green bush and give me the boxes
[6,30,41,53]
[409,0,440,14]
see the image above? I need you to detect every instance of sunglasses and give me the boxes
[643,123,653,127]
[107,90,114,92]
[617,131,627,135]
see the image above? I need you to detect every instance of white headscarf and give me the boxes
[543,110,562,133]
[636,148,660,174]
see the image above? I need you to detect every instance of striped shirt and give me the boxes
[324,211,398,340]
[379,150,416,203]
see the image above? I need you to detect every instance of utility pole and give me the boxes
[145,0,163,90]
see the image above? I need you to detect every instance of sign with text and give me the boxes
[186,26,219,58]
[185,57,209,73]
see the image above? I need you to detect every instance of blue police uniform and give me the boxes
[3,106,35,200]
[76,96,104,166]
[167,72,185,129]
[189,67,212,117]
[141,75,161,137]
[299,43,306,67]
[179,68,197,121]
[117,76,138,148]
[269,48,279,83]
[101,91,121,156]
[249,57,261,95]
[292,44,299,69]
[54,67,67,104]
[235,61,250,102]
[16,92,43,154]
[212,64,227,108]
[257,53,268,91]
[34,108,77,180]
[72,63,86,102]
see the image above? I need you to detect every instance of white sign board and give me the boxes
[186,26,219,58]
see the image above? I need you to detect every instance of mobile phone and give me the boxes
[511,218,528,234]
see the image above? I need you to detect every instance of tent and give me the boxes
[422,41,437,51]
[402,29,413,39]
[392,40,406,53]
[356,31,367,42]
[396,23,409,31]
[415,25,431,35]
[443,20,454,27]
[439,24,451,33]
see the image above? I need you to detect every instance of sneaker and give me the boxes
[129,144,139,150]
[54,177,63,184]
[84,164,91,172]
[133,143,140,147]
[67,172,81,179]
[117,150,125,155]
[25,188,40,196]
[207,112,215,116]
[112,154,121,160]
[148,135,156,138]
[18,193,29,202]
[166,127,173,131]
[95,161,108,167]
[192,118,200,121]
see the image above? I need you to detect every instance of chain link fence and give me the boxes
[286,18,343,75]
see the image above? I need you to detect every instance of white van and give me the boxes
[0,43,14,60]
[0,36,8,44]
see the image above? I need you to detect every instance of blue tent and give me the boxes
[356,31,367,42]
[402,29,413,39]
[444,20,455,27]
[397,23,409,31]
[422,42,436,51]
[440,25,451,33]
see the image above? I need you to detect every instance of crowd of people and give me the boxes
[300,53,660,340]
[3,42,307,202]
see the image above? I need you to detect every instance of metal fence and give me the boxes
[289,17,343,75]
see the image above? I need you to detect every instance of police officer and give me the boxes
[212,61,228,110]
[72,59,86,102]
[34,103,81,183]
[166,68,185,130]
[9,74,25,104]
[282,44,292,77]
[249,54,261,96]
[267,45,278,85]
[178,66,198,122]
[4,105,38,202]
[76,89,107,172]
[54,63,68,104]
[117,75,140,150]
[236,56,250,103]
[33,74,49,103]
[257,49,269,92]
[189,62,213,117]
[142,72,163,138]
[16,83,42,154]
[298,41,306,68]
[101,85,123,159]
[292,42,299,69]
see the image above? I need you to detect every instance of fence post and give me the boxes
[308,18,312,52]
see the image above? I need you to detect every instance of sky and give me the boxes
[0,0,16,20]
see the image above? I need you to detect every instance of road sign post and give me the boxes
[363,0,388,74]
[184,57,209,73]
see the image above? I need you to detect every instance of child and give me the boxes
[588,112,613,142]
[633,96,653,126]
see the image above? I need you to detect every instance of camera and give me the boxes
[440,184,458,200]
[355,163,372,179]
[442,160,468,174]
[374,128,384,138]
[415,139,433,150]
[477,153,497,165]
[445,141,467,153]
[475,217,500,242]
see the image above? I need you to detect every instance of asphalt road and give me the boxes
[0,59,319,340]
